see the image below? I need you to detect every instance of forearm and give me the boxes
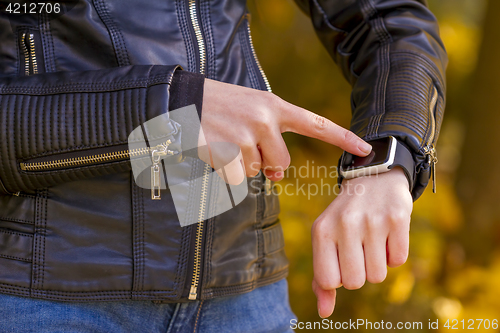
[294,0,447,199]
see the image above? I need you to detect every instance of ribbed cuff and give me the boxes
[169,70,205,120]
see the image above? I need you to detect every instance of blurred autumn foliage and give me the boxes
[248,0,500,331]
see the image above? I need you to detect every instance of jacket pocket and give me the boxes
[18,27,45,76]
[19,143,162,172]
[19,112,182,202]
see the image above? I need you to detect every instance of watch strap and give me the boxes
[389,140,415,191]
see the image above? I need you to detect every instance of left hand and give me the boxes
[311,167,413,318]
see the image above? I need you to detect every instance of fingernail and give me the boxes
[318,306,323,319]
[358,142,372,155]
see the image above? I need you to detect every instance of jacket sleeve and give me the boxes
[0,65,203,195]
[293,0,447,200]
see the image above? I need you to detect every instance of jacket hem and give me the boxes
[0,268,289,302]
[200,267,289,300]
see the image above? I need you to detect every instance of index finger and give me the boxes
[280,102,372,156]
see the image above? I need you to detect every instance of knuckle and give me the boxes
[389,253,408,267]
[312,218,328,237]
[367,270,387,284]
[311,114,328,132]
[388,210,410,226]
[339,210,363,230]
[390,209,408,221]
[237,137,255,152]
[246,161,261,177]
[256,114,273,132]
[343,278,365,290]
[316,276,341,291]
[365,217,384,232]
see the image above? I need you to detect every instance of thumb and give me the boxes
[312,278,337,318]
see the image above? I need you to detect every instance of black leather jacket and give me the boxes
[0,0,446,302]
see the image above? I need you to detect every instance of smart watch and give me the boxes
[338,136,415,190]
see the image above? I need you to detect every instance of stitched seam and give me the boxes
[206,217,213,292]
[202,269,289,298]
[357,0,389,138]
[207,1,216,80]
[201,0,216,80]
[132,180,139,295]
[39,14,50,73]
[98,92,103,145]
[139,184,143,293]
[28,289,177,295]
[140,182,145,293]
[111,89,117,142]
[264,246,286,256]
[0,74,174,95]
[193,300,204,333]
[40,12,56,72]
[392,50,445,85]
[6,95,20,191]
[0,96,15,192]
[363,0,392,138]
[14,27,21,76]
[239,22,259,90]
[47,13,57,72]
[82,92,88,147]
[41,189,47,289]
[0,217,35,225]
[92,0,131,66]
[13,94,22,185]
[4,95,14,190]
[0,229,33,237]
[0,254,31,263]
[382,119,427,132]
[31,190,41,291]
[39,14,50,72]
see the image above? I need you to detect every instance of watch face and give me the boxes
[342,137,393,170]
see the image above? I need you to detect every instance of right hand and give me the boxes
[199,78,373,183]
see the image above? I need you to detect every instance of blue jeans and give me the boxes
[0,279,296,333]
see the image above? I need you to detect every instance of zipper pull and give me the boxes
[424,145,438,193]
[189,286,197,300]
[150,140,174,200]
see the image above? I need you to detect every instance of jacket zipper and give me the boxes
[20,140,175,173]
[187,0,209,301]
[20,32,39,76]
[20,33,30,76]
[421,86,439,193]
[245,21,272,93]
